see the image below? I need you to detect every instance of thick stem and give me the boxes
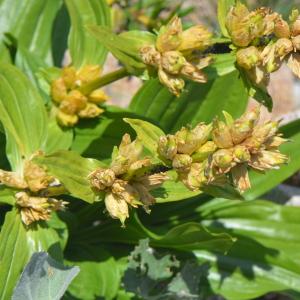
[79,67,129,95]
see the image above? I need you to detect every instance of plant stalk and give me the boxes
[79,67,129,95]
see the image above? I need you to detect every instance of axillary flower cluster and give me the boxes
[88,134,168,225]
[0,154,66,225]
[51,65,108,127]
[140,16,213,96]
[227,2,300,86]
[158,107,288,192]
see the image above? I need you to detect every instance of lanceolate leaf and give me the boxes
[34,150,105,203]
[0,0,62,63]
[12,252,79,300]
[65,0,111,68]
[130,71,248,133]
[87,26,154,72]
[0,64,48,172]
[0,210,64,300]
[124,118,164,158]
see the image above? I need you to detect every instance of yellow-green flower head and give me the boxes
[51,65,108,127]
[88,134,168,225]
[140,16,212,96]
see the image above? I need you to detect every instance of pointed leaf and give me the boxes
[65,0,111,68]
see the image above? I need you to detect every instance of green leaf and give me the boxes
[245,121,300,200]
[0,210,64,300]
[0,186,15,205]
[195,198,300,300]
[66,246,120,300]
[45,120,73,153]
[130,71,248,133]
[65,0,111,68]
[124,118,164,158]
[34,150,104,203]
[217,0,235,37]
[87,26,154,72]
[12,252,79,300]
[0,0,62,63]
[0,64,48,171]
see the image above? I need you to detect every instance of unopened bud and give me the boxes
[233,145,251,162]
[236,47,261,70]
[161,51,186,74]
[274,18,291,38]
[180,162,207,191]
[76,65,101,86]
[62,67,76,89]
[78,103,104,118]
[157,135,177,160]
[213,149,234,170]
[60,90,87,115]
[172,154,192,171]
[212,119,233,148]
[192,141,217,162]
[56,110,78,127]
[89,168,115,190]
[291,17,300,36]
[178,25,212,52]
[88,89,109,104]
[156,16,182,52]
[51,78,67,103]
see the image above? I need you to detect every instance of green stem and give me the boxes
[79,67,129,95]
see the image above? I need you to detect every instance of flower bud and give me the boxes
[172,154,192,171]
[178,25,212,52]
[275,38,293,57]
[212,119,233,149]
[60,90,87,115]
[0,170,27,189]
[158,68,185,96]
[180,162,207,191]
[236,47,261,70]
[51,78,67,103]
[105,193,129,225]
[62,67,76,89]
[88,89,109,104]
[157,135,177,160]
[140,45,161,66]
[56,110,78,127]
[291,17,300,37]
[78,103,104,118]
[213,149,234,171]
[156,16,183,52]
[76,65,101,86]
[274,18,291,38]
[111,180,139,206]
[233,145,251,163]
[192,141,217,162]
[161,51,186,74]
[292,35,300,51]
[231,164,251,192]
[180,63,207,83]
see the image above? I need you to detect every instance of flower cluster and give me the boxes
[88,134,168,225]
[158,107,288,192]
[0,157,67,225]
[51,65,108,127]
[140,16,212,96]
[227,2,300,86]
